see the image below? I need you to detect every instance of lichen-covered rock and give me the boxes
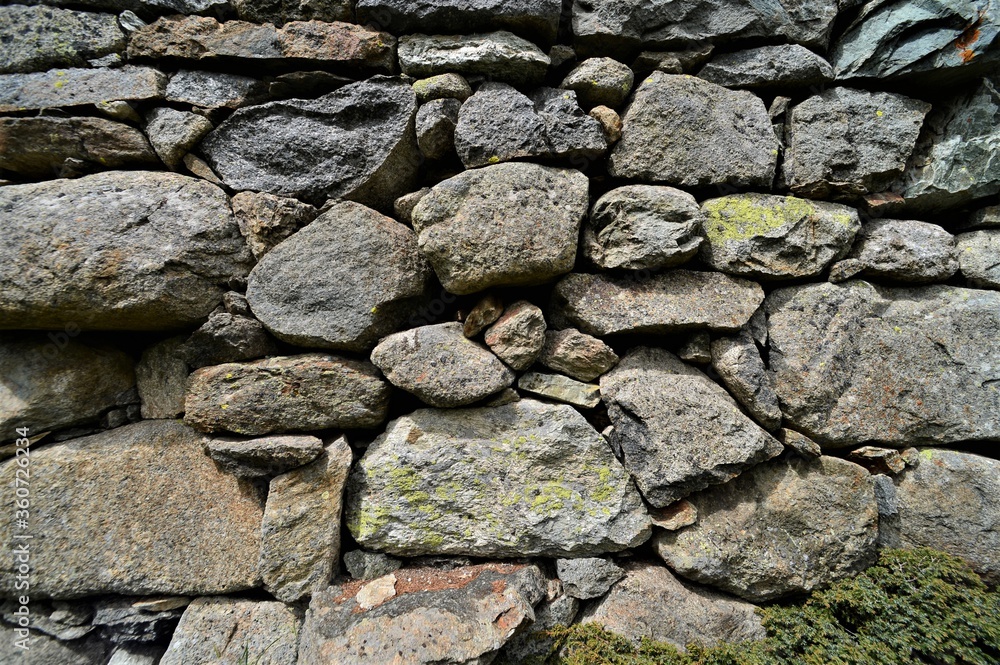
[766,281,1000,447]
[699,194,860,279]
[654,456,878,601]
[232,0,353,23]
[411,163,588,294]
[518,372,601,409]
[346,400,651,557]
[608,72,777,188]
[184,354,390,435]
[358,0,562,44]
[371,323,515,407]
[601,347,783,507]
[205,434,324,478]
[0,171,252,330]
[560,57,635,108]
[710,331,782,431]
[0,421,263,598]
[829,219,958,283]
[957,230,1000,288]
[412,72,473,103]
[201,77,418,208]
[246,201,431,351]
[551,271,764,336]
[697,44,833,89]
[0,5,125,74]
[136,337,188,420]
[416,97,461,160]
[398,31,550,85]
[166,69,266,109]
[483,301,546,371]
[231,191,318,260]
[0,66,166,112]
[556,557,625,599]
[538,328,619,382]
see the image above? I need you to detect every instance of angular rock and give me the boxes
[766,281,1000,446]
[246,201,431,351]
[97,99,142,123]
[346,399,650,557]
[0,116,157,177]
[957,230,1000,288]
[412,73,473,103]
[0,630,110,665]
[343,550,402,581]
[783,87,930,199]
[561,57,634,108]
[142,0,230,12]
[965,204,1000,230]
[829,219,958,283]
[462,293,504,337]
[551,271,764,337]
[90,597,183,644]
[231,191,317,260]
[416,97,461,160]
[498,592,579,664]
[583,185,704,270]
[261,437,353,602]
[159,598,298,665]
[700,194,860,279]
[557,558,625,599]
[0,421,262,598]
[136,336,188,420]
[183,153,223,184]
[0,66,166,112]
[711,331,782,431]
[371,322,515,407]
[398,31,550,85]
[678,331,712,364]
[205,434,324,478]
[698,44,833,89]
[518,372,601,409]
[412,163,588,294]
[538,328,618,382]
[232,0,353,23]
[393,187,431,224]
[608,72,777,188]
[298,564,545,665]
[145,107,213,169]
[654,456,879,601]
[483,300,546,370]
[780,428,822,458]
[201,77,418,208]
[848,446,907,476]
[589,104,622,142]
[166,69,266,109]
[0,5,125,74]
[0,171,251,330]
[649,499,698,530]
[107,645,165,665]
[358,0,562,44]
[601,347,783,507]
[177,312,279,368]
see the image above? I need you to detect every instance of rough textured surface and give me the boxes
[166,69,266,109]
[766,281,1000,447]
[412,163,589,294]
[343,550,402,580]
[0,5,125,74]
[518,371,601,409]
[654,456,879,601]
[398,31,550,85]
[136,336,188,420]
[371,322,515,407]
[829,219,958,283]
[205,434,324,478]
[538,328,619,381]
[412,73,472,103]
[601,347,783,507]
[247,201,431,351]
[416,97,461,160]
[346,400,650,557]
[0,171,251,330]
[498,593,578,663]
[561,57,635,108]
[177,312,279,368]
[144,108,213,169]
[557,557,625,599]
[609,72,777,188]
[0,421,262,598]
[358,0,562,44]
[698,44,833,89]
[957,230,1000,288]
[184,354,390,435]
[232,0,353,23]
[230,191,318,260]
[710,332,782,431]
[0,65,166,113]
[483,301,546,371]
[462,294,504,337]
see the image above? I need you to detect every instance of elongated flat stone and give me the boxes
[0,66,166,112]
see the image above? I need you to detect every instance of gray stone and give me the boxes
[497,592,579,664]
[398,31,550,86]
[589,104,622,142]
[90,597,183,644]
[371,322,515,407]
[783,87,930,199]
[583,185,704,270]
[462,293,504,337]
[261,437,353,602]
[247,201,431,351]
[711,331,782,431]
[393,187,431,225]
[0,630,110,665]
[416,97,461,160]
[343,550,402,581]
[412,163,588,294]
[0,66,166,112]
[145,107,213,169]
[346,399,650,557]
[561,57,635,108]
[0,116,157,177]
[232,0,353,23]
[608,72,777,188]
[557,558,625,599]
[678,332,712,364]
[412,73,473,103]
[766,281,1000,447]
[551,271,765,337]
[957,230,1000,288]
[483,300,546,370]
[829,219,958,283]
[848,446,907,475]
[97,99,142,122]
[0,5,125,74]
[965,204,1000,230]
[780,428,823,458]
[166,69,265,110]
[698,44,833,89]
[649,499,698,530]
[267,70,353,98]
[538,328,619,382]
[298,564,545,665]
[159,598,298,665]
[654,456,879,601]
[107,645,166,665]
[185,354,390,435]
[205,434,324,478]
[223,291,251,316]
[700,194,860,280]
[177,313,279,368]
[532,86,609,162]
[0,421,262,598]
[580,562,764,650]
[143,0,230,12]
[518,372,601,409]
[358,0,562,44]
[136,336,188,420]
[231,191,318,260]
[0,171,251,330]
[601,347,783,507]
[183,153,224,184]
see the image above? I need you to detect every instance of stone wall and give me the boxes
[1,0,998,663]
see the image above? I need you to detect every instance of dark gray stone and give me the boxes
[0,66,166,112]
[398,31,550,86]
[829,219,958,283]
[556,557,625,599]
[136,336,188,420]
[166,69,266,109]
[711,331,782,431]
[698,44,833,89]
[204,434,324,478]
[497,593,579,664]
[177,313,279,368]
[416,97,461,161]
[0,5,125,74]
[343,550,402,581]
[357,0,562,44]
[957,230,1000,288]
[232,0,353,23]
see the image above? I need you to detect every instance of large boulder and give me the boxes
[0,5,124,74]
[398,31,550,85]
[766,281,1000,447]
[0,171,252,330]
[0,66,167,112]
[357,0,562,44]
[345,400,651,557]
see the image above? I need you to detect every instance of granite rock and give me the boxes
[957,230,1000,288]
[538,328,619,382]
[0,5,124,74]
[710,331,782,431]
[398,31,550,85]
[560,57,635,108]
[136,337,188,420]
[0,66,166,112]
[483,301,546,371]
[166,69,266,109]
[698,44,833,89]
[518,372,601,409]
[230,191,318,260]
[144,107,213,169]
[829,219,958,283]
[205,434,324,478]
[556,557,625,599]
[357,0,562,43]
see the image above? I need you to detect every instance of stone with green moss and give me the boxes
[0,5,125,75]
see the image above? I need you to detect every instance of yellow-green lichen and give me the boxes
[703,195,818,244]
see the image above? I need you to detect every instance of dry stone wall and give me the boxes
[0,0,998,663]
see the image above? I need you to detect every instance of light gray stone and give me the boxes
[556,557,625,599]
[0,630,110,665]
[0,66,166,112]
[0,5,125,74]
[358,0,562,43]
[416,97,461,160]
[412,73,473,103]
[343,550,402,581]
[518,372,601,409]
[561,57,635,108]
[698,44,833,89]
[484,300,546,371]
[711,331,782,431]
[957,230,1000,288]
[166,69,265,109]
[829,218,958,283]
[538,328,619,382]
[205,434,324,478]
[398,31,550,85]
[136,336,188,420]
[231,191,318,260]
[145,107,213,169]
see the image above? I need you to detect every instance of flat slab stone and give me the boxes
[357,0,562,44]
[399,31,550,85]
[0,5,124,74]
[205,434,324,478]
[518,371,601,408]
[0,66,166,112]
[166,69,266,109]
[697,44,833,89]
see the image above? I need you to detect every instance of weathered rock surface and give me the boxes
[483,301,546,371]
[957,230,1000,288]
[246,201,431,351]
[0,66,166,112]
[557,557,625,599]
[412,72,473,103]
[185,354,390,435]
[166,69,266,109]
[584,185,703,270]
[0,630,110,665]
[346,399,650,556]
[358,0,562,43]
[205,434,324,478]
[498,592,579,663]
[343,550,402,581]
[580,562,765,649]
[518,372,601,409]
[412,163,589,294]
[201,77,418,208]
[232,0,353,24]
[231,191,318,260]
[416,97,461,160]
[0,171,251,330]
[136,337,188,420]
[608,72,777,187]
[398,31,550,85]
[783,88,930,199]
[780,428,823,458]
[698,44,833,89]
[298,564,545,665]
[144,108,213,169]
[0,5,125,74]
[551,271,764,336]
[766,281,1000,446]
[590,104,623,142]
[966,204,1000,230]
[462,294,504,337]
[699,194,860,279]
[650,499,698,530]
[601,347,783,507]
[654,456,879,601]
[561,57,635,108]
[711,332,782,431]
[0,421,262,598]
[177,312,279,368]
[538,328,619,381]
[829,219,958,283]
